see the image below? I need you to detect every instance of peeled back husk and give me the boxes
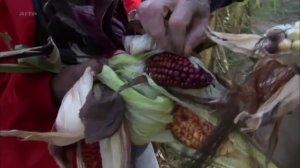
[98,64,174,145]
[235,74,300,131]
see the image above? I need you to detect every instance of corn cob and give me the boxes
[171,106,214,149]
[81,141,102,168]
[145,52,213,89]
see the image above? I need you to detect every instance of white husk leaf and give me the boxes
[55,67,94,135]
[100,122,131,168]
[124,34,161,55]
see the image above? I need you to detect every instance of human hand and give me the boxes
[137,0,210,56]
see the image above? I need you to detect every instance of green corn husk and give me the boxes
[98,65,175,145]
[98,53,279,168]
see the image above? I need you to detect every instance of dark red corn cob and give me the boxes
[145,52,213,89]
[81,141,102,168]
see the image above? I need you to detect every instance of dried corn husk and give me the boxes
[0,130,82,146]
[206,28,262,56]
[235,74,300,131]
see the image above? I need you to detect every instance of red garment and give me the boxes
[0,0,58,167]
[124,0,141,13]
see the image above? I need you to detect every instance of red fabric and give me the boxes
[0,0,58,167]
[124,0,141,14]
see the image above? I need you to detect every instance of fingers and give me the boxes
[138,0,211,56]
[137,1,169,49]
[168,0,196,54]
[184,17,209,56]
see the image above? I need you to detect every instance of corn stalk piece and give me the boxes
[0,37,61,73]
